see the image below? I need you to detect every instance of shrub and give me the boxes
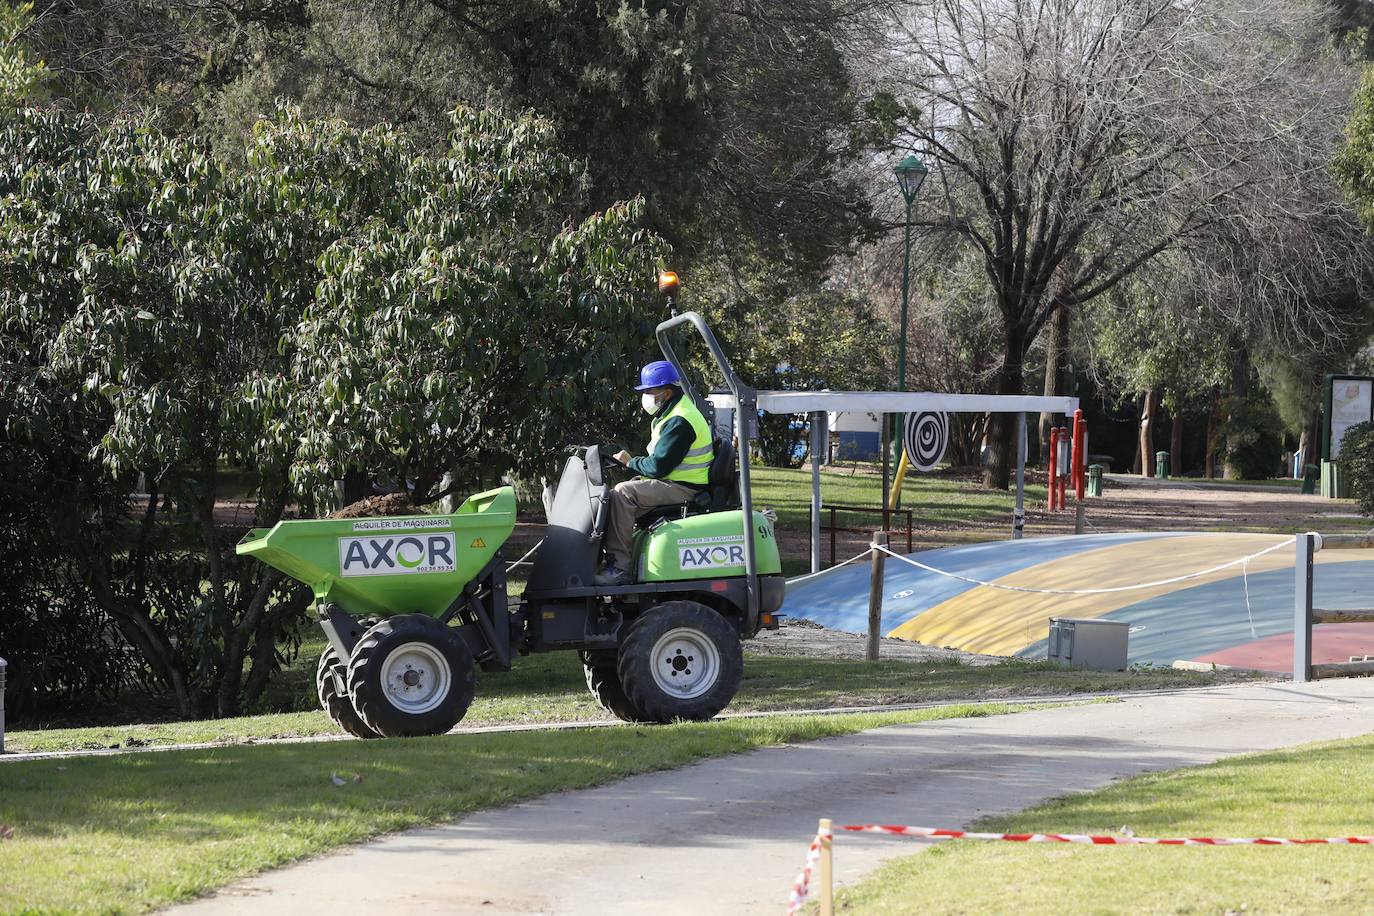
[1217,395,1285,480]
[1340,421,1374,516]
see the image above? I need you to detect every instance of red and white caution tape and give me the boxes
[786,825,831,916]
[840,824,1374,846]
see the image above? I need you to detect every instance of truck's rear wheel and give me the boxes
[317,646,379,739]
[580,650,648,723]
[347,615,476,738]
[617,601,742,723]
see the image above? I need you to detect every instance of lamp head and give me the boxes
[894,154,929,204]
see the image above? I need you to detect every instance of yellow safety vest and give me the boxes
[648,395,714,486]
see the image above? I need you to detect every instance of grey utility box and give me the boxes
[1048,618,1128,671]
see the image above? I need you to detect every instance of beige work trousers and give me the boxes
[604,477,698,570]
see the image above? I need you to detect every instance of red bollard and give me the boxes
[1061,428,1069,511]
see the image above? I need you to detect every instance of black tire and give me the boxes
[316,646,380,739]
[346,614,477,738]
[617,601,743,723]
[579,650,649,723]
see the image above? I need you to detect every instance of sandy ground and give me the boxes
[173,678,1374,916]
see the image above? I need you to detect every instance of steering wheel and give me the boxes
[600,449,629,474]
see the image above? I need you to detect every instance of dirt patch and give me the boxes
[746,618,1004,665]
[329,493,430,519]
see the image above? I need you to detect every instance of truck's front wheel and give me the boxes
[317,646,379,739]
[618,601,743,723]
[347,615,476,738]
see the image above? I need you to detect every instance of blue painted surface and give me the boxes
[782,532,1181,636]
[834,431,880,461]
[1017,562,1374,665]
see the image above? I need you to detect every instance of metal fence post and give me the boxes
[1293,534,1313,683]
[866,531,888,661]
[810,411,823,575]
[0,655,6,754]
[1013,412,1026,539]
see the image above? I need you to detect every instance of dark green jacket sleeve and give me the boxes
[629,416,694,479]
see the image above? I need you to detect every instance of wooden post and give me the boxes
[867,531,888,661]
[819,818,834,916]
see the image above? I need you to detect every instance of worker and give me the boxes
[595,359,715,585]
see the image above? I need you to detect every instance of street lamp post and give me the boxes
[891,154,929,479]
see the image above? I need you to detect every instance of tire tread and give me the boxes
[617,600,743,723]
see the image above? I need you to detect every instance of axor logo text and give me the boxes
[679,543,745,570]
[339,534,456,577]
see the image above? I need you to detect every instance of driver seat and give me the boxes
[634,437,738,529]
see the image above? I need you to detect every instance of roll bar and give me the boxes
[654,312,759,625]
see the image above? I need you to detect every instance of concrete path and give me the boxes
[176,679,1374,915]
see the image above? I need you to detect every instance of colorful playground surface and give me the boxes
[781,532,1374,672]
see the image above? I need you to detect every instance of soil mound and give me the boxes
[329,493,429,519]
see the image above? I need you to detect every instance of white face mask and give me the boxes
[641,392,661,414]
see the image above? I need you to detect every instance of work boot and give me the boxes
[595,564,631,586]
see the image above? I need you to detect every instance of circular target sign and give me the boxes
[904,411,949,472]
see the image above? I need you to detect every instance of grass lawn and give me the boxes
[5,651,1236,754]
[0,704,1040,914]
[750,465,1047,531]
[832,732,1374,914]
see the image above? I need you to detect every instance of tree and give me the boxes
[859,240,1003,466]
[0,1,46,102]
[1341,421,1374,515]
[1086,282,1231,477]
[873,0,1361,488]
[0,103,665,718]
[273,106,670,503]
[26,0,884,278]
[686,257,891,467]
[0,107,323,717]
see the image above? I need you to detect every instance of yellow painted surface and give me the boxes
[887,534,1368,655]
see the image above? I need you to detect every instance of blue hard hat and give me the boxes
[635,360,681,391]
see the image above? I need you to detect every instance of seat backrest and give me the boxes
[707,437,739,511]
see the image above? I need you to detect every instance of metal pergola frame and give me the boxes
[707,391,1081,574]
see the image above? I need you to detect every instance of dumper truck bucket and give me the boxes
[236,486,517,619]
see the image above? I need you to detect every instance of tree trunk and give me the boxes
[984,323,1026,490]
[1205,386,1220,478]
[1170,406,1184,477]
[1139,387,1159,478]
[342,468,368,505]
[1222,346,1250,480]
[1302,404,1322,472]
[1037,303,1070,467]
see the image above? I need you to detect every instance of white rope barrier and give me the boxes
[785,547,876,586]
[872,537,1298,596]
[1241,558,1258,640]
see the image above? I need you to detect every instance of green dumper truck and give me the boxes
[237,312,785,738]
